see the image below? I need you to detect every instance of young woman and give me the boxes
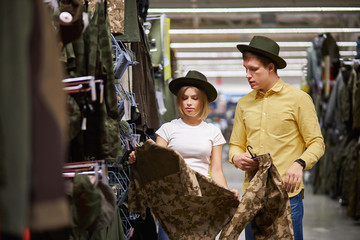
[129,70,239,239]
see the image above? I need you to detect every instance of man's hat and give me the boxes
[236,36,287,69]
[169,70,218,102]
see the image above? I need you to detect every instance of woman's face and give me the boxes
[181,87,201,118]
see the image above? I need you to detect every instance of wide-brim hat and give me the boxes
[236,36,287,69]
[169,70,218,102]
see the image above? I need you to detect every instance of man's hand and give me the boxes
[284,162,303,193]
[232,153,259,171]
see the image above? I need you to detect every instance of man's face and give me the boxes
[243,56,272,92]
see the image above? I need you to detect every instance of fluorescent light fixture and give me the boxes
[149,7,360,13]
[175,51,309,58]
[177,59,308,65]
[181,70,303,77]
[169,28,360,34]
[178,63,304,70]
[170,42,356,48]
[175,51,356,58]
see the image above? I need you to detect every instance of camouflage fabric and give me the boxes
[62,2,122,163]
[220,153,294,240]
[338,138,360,205]
[129,139,239,240]
[347,153,360,220]
[352,64,360,131]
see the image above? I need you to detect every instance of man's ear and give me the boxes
[268,62,275,72]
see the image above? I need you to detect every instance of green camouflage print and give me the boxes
[62,2,122,162]
[220,153,294,240]
[129,139,239,240]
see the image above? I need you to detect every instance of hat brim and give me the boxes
[169,77,218,102]
[237,45,287,69]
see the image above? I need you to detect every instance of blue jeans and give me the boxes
[245,192,304,240]
[158,224,170,240]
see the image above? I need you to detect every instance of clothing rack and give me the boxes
[63,160,107,185]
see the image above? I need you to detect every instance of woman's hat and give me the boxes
[236,36,287,69]
[169,70,218,102]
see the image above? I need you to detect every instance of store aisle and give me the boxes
[221,155,360,240]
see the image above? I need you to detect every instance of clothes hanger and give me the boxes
[63,160,107,185]
[247,145,257,159]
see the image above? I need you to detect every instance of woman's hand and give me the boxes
[230,189,240,200]
[128,151,136,164]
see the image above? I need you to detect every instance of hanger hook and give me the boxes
[247,145,256,158]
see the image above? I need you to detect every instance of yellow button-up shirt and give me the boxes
[229,78,325,198]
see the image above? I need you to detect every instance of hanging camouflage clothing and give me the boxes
[220,153,294,240]
[62,2,122,163]
[128,139,239,240]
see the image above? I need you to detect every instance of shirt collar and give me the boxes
[255,78,284,99]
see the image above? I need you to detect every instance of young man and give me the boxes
[229,36,325,240]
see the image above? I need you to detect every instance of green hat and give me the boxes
[236,36,287,69]
[169,70,218,102]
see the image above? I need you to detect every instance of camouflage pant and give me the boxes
[219,153,294,240]
[129,139,239,240]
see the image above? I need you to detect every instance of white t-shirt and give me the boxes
[155,118,226,178]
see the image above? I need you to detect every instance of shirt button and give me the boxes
[261,129,264,132]
[263,112,266,116]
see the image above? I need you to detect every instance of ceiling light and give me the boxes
[175,51,356,58]
[184,70,303,77]
[170,42,356,48]
[169,28,360,34]
[175,51,311,58]
[148,7,360,13]
[177,59,308,65]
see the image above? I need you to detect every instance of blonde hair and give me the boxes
[176,86,209,120]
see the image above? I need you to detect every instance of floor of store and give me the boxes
[221,151,360,240]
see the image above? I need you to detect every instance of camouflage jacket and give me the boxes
[129,140,294,240]
[129,139,239,240]
[220,153,294,240]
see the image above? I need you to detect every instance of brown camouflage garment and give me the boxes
[129,140,294,240]
[220,153,294,240]
[129,139,239,240]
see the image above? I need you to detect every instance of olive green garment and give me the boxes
[0,0,32,236]
[129,139,239,240]
[63,2,123,162]
[338,138,359,205]
[352,65,360,130]
[220,153,294,240]
[71,175,116,231]
[1,0,71,236]
[347,153,360,220]
[114,0,140,43]
[68,175,123,240]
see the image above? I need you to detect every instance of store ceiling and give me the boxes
[148,0,360,95]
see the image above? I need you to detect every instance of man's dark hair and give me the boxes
[243,51,278,73]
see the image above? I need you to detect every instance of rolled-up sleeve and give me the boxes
[229,103,247,164]
[297,94,325,170]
